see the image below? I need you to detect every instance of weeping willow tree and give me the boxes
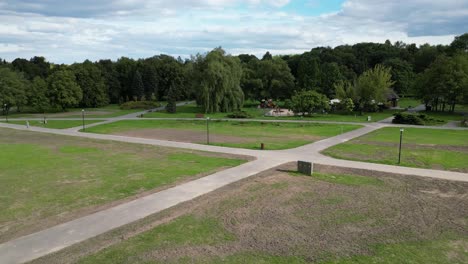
[194,48,244,113]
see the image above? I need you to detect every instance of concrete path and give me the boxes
[1,108,468,263]
[407,104,426,112]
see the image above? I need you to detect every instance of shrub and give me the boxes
[392,112,443,125]
[393,112,425,125]
[119,101,160,110]
[226,111,252,118]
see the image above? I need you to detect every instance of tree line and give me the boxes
[1,33,467,115]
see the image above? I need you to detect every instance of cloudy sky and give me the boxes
[0,0,467,63]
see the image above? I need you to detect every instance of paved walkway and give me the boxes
[1,108,468,263]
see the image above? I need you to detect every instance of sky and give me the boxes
[0,0,467,63]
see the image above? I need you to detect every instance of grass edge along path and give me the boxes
[322,127,468,172]
[1,120,105,129]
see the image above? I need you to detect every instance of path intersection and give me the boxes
[0,104,467,263]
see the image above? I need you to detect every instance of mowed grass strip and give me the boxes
[323,127,468,171]
[2,120,104,129]
[84,120,362,150]
[0,128,245,242]
[4,104,146,119]
[142,103,398,122]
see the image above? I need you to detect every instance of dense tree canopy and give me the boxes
[46,69,83,110]
[1,33,467,114]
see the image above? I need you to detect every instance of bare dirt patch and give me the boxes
[33,163,468,264]
[115,128,255,144]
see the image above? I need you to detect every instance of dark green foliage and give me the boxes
[2,33,468,115]
[72,60,109,107]
[11,56,50,80]
[226,111,253,118]
[165,85,177,113]
[392,112,443,125]
[383,58,414,95]
[0,67,28,113]
[414,53,468,112]
[290,90,330,116]
[46,69,83,110]
[98,59,121,104]
[241,56,295,100]
[119,101,160,110]
[194,48,244,113]
[131,70,144,100]
[450,33,468,53]
[29,77,49,112]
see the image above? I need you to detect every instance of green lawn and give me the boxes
[84,120,362,150]
[323,127,468,171]
[142,103,398,122]
[3,104,149,119]
[420,111,465,122]
[2,120,104,129]
[0,128,245,242]
[398,98,421,109]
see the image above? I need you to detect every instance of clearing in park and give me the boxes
[84,120,362,150]
[0,128,246,243]
[33,163,468,264]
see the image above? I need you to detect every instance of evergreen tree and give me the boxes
[131,70,144,100]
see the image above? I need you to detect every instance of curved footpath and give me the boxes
[0,112,467,264]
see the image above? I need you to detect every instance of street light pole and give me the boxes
[4,104,8,123]
[82,109,85,131]
[206,117,210,145]
[398,128,404,164]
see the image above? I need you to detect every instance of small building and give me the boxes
[386,89,400,107]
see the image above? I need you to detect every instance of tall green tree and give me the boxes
[72,60,109,107]
[415,54,468,112]
[289,90,330,116]
[29,76,49,112]
[131,70,144,100]
[0,67,28,113]
[450,33,468,53]
[354,64,394,112]
[194,48,244,113]
[296,53,320,90]
[98,59,122,103]
[47,69,83,110]
[383,58,414,96]
[320,62,344,97]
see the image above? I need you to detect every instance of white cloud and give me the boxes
[0,0,465,63]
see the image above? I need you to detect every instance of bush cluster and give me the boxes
[119,101,160,110]
[226,111,252,118]
[392,112,442,125]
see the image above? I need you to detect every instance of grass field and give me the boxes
[40,164,468,264]
[83,120,362,150]
[142,103,398,122]
[4,105,148,119]
[323,127,468,172]
[2,120,104,129]
[398,98,421,109]
[0,128,245,242]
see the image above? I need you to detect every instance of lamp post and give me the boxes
[206,117,210,145]
[4,104,8,123]
[398,128,404,164]
[81,109,85,131]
